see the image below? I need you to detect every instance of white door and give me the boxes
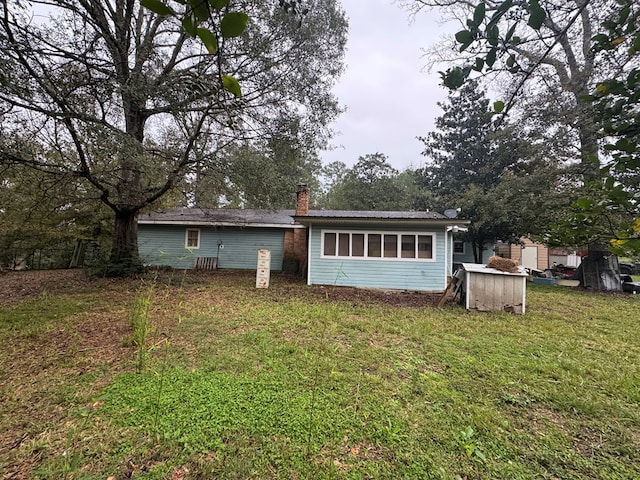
[521,246,538,270]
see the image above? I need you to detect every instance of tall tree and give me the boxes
[421,0,640,255]
[0,0,347,274]
[409,0,615,183]
[182,119,324,209]
[418,80,507,193]
[0,162,112,268]
[417,81,567,262]
[323,153,413,210]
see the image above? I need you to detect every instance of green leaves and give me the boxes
[140,0,173,16]
[196,28,218,54]
[473,3,486,25]
[493,100,505,113]
[140,0,248,97]
[221,12,249,38]
[209,0,231,10]
[485,48,497,68]
[222,75,242,97]
[527,0,546,30]
[190,0,210,21]
[182,16,197,36]
[455,30,475,52]
[440,66,471,90]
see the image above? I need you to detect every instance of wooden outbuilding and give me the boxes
[459,263,528,314]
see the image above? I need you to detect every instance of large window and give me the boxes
[185,228,200,249]
[322,231,435,261]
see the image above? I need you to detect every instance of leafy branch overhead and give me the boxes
[436,0,639,254]
[141,0,249,97]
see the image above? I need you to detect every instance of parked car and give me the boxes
[621,275,640,294]
[620,263,637,275]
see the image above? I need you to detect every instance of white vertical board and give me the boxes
[256,249,271,288]
[521,246,538,270]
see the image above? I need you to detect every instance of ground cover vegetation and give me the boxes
[1,270,639,479]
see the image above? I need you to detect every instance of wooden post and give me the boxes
[437,276,458,308]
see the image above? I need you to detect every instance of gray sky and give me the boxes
[320,0,457,171]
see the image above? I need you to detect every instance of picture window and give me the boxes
[322,231,435,261]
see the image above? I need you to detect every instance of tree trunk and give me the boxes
[574,90,601,184]
[107,209,142,276]
[577,121,600,183]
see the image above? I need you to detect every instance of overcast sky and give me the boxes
[320,0,457,171]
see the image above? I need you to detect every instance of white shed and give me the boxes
[460,263,528,314]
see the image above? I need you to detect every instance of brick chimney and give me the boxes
[282,184,309,274]
[295,183,309,216]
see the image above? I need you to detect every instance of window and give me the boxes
[352,234,365,256]
[322,230,435,261]
[418,235,433,259]
[324,233,336,256]
[185,229,200,249]
[368,234,381,257]
[453,241,465,254]
[384,235,397,258]
[338,233,350,256]
[401,235,415,258]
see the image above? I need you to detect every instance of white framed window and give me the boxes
[185,228,200,249]
[321,230,436,261]
[453,241,465,254]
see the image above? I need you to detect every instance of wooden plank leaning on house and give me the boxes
[194,257,218,270]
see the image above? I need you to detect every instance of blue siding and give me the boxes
[453,241,496,265]
[138,225,285,270]
[308,224,449,291]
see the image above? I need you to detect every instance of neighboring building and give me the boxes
[496,238,549,271]
[548,248,582,268]
[137,186,470,292]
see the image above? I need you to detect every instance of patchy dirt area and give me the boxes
[308,284,443,308]
[0,269,91,306]
[0,268,446,309]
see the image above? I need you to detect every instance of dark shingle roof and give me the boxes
[303,210,448,219]
[138,208,297,228]
[138,207,469,228]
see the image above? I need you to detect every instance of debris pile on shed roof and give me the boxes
[487,256,520,273]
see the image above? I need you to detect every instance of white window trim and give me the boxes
[453,240,465,255]
[320,230,436,262]
[185,228,201,249]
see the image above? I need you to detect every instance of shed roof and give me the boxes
[461,263,528,277]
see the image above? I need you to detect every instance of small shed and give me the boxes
[459,263,528,314]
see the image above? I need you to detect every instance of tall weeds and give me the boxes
[131,278,156,373]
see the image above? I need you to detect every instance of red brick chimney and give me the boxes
[295,183,309,216]
[282,184,309,274]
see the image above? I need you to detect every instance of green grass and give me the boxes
[1,272,639,479]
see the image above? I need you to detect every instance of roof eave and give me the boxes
[138,219,302,229]
[292,216,471,227]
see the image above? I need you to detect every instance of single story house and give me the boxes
[138,186,470,292]
[137,208,302,271]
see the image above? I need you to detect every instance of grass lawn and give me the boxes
[0,270,639,479]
